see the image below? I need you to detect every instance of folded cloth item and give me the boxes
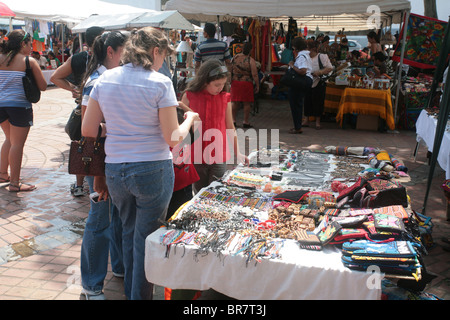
[342,240,418,259]
[272,190,309,203]
[373,205,409,221]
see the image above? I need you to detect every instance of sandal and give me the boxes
[288,128,303,134]
[8,183,36,192]
[0,176,10,183]
[0,172,10,183]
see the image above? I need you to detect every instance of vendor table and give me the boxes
[145,218,381,300]
[42,70,55,86]
[336,87,395,130]
[324,83,345,113]
[144,150,382,300]
[415,109,450,179]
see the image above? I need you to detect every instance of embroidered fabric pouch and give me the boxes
[330,228,368,244]
[373,205,409,221]
[317,221,342,245]
[295,229,323,251]
[373,213,406,233]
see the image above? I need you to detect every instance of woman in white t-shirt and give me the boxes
[82,27,199,300]
[303,40,334,130]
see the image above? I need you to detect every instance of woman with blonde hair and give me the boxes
[82,27,199,300]
[0,30,47,192]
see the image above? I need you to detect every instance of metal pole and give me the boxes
[393,10,409,129]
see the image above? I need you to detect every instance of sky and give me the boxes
[409,0,450,21]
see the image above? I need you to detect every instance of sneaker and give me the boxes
[113,272,124,278]
[72,186,85,197]
[81,289,106,300]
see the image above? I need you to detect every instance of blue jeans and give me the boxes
[105,160,174,300]
[80,176,124,295]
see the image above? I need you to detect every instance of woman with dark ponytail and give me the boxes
[0,29,46,192]
[79,30,128,300]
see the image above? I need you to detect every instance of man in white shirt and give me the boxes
[32,51,48,70]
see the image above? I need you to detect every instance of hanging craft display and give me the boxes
[392,13,448,69]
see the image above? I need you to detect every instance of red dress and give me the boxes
[186,90,231,165]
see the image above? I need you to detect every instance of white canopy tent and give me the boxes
[1,0,154,25]
[165,0,411,32]
[71,10,195,33]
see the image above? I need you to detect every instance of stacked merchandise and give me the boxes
[400,74,434,130]
[159,148,437,296]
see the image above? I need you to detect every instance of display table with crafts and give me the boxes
[145,223,380,300]
[415,109,450,179]
[335,87,395,130]
[144,148,435,300]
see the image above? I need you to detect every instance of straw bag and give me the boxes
[68,125,105,176]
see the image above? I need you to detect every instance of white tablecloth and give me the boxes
[145,227,381,300]
[42,70,55,85]
[416,109,450,179]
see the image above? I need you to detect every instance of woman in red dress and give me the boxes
[230,42,259,128]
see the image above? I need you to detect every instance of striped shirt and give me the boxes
[81,65,107,106]
[0,70,31,108]
[194,38,231,63]
[89,63,178,164]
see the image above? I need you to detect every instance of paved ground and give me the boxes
[0,86,449,300]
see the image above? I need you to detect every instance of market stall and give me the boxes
[145,148,437,300]
[165,0,410,129]
[392,13,448,130]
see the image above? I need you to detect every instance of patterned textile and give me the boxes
[336,87,395,130]
[393,13,447,69]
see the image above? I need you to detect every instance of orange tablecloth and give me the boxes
[324,83,346,113]
[336,87,395,130]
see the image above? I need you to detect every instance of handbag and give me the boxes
[22,56,41,103]
[280,67,312,90]
[316,54,327,89]
[68,125,105,176]
[65,104,82,141]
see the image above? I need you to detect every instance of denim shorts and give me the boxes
[0,107,33,127]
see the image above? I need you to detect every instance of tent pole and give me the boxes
[393,10,409,129]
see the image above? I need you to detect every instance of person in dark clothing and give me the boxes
[50,26,104,197]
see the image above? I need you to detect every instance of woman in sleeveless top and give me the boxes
[230,41,259,128]
[367,31,383,57]
[0,30,46,192]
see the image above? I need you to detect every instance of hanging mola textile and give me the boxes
[392,13,448,69]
